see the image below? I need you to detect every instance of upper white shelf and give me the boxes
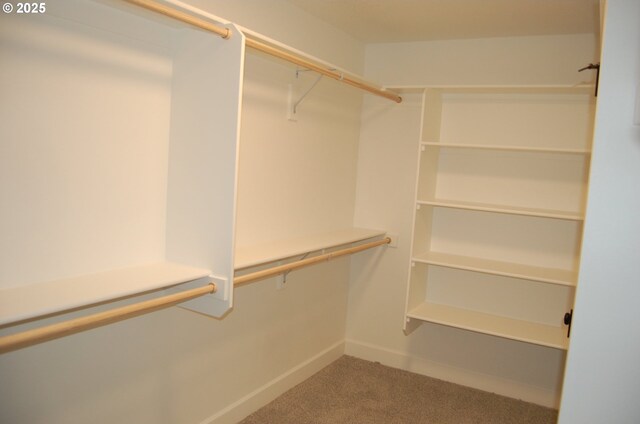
[421,141,591,155]
[0,262,211,326]
[234,228,386,270]
[386,85,595,95]
[417,199,584,221]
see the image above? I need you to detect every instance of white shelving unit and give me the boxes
[403,86,595,349]
[0,0,245,326]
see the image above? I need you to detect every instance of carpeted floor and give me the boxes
[239,355,558,424]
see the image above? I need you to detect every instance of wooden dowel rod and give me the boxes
[0,237,389,352]
[245,38,402,104]
[234,237,391,286]
[122,0,231,39]
[0,283,216,354]
[121,0,401,103]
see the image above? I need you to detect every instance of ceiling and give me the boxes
[285,0,600,43]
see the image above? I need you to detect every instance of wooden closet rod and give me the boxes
[244,38,402,103]
[234,237,391,286]
[0,283,216,354]
[124,0,231,38]
[122,0,402,103]
[0,237,389,353]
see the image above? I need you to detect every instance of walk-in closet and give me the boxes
[1,1,638,423]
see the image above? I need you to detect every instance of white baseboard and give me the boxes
[200,341,345,424]
[345,339,560,409]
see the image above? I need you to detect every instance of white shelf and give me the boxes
[386,85,595,95]
[421,141,591,155]
[234,228,386,270]
[0,263,211,326]
[417,199,584,221]
[407,302,569,350]
[412,251,577,287]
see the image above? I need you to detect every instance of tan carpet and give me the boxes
[239,355,557,424]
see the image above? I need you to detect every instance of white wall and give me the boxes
[184,0,364,74]
[235,53,362,246]
[0,1,365,423]
[348,33,599,408]
[186,0,365,246]
[559,1,640,422]
[0,1,173,286]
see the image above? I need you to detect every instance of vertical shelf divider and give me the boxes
[164,24,246,317]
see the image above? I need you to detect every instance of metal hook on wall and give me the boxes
[579,63,600,97]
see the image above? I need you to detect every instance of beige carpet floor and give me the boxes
[239,355,558,424]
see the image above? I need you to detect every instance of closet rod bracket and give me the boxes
[279,251,312,287]
[288,68,324,121]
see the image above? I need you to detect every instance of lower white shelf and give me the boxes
[0,262,211,326]
[406,302,569,350]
